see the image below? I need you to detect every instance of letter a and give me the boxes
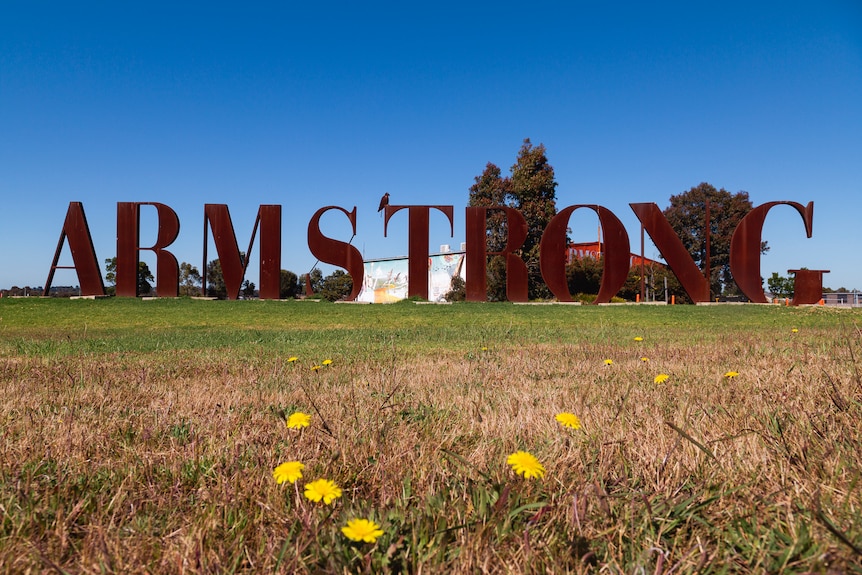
[43,202,106,296]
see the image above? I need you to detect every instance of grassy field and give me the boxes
[1,298,860,573]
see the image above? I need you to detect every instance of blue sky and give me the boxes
[2,1,861,292]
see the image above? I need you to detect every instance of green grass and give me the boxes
[1,298,860,573]
[0,296,850,357]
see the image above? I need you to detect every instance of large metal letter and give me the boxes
[44,202,105,297]
[788,268,829,305]
[202,204,282,300]
[464,207,528,302]
[255,206,282,300]
[307,206,364,301]
[116,202,180,297]
[541,205,630,304]
[629,203,710,303]
[730,201,815,304]
[383,205,454,300]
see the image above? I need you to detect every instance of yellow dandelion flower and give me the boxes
[286,411,311,429]
[322,359,333,366]
[724,371,739,378]
[633,336,644,342]
[604,359,613,366]
[341,518,384,543]
[506,451,545,479]
[287,356,298,363]
[304,478,342,504]
[272,461,304,484]
[555,412,581,430]
[791,328,799,333]
[311,365,321,371]
[654,373,669,384]
[481,346,488,351]
[640,357,650,362]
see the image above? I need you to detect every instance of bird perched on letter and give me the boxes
[377,192,390,212]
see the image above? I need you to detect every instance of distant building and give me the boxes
[821,291,861,306]
[0,285,51,298]
[567,241,665,268]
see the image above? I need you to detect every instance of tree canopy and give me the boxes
[319,269,353,302]
[104,257,153,296]
[280,270,299,299]
[179,262,201,296]
[205,259,227,299]
[767,272,794,299]
[468,138,559,300]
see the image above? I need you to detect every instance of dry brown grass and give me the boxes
[1,302,860,573]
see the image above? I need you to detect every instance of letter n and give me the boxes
[629,203,710,303]
[44,202,105,296]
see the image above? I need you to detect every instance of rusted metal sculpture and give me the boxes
[541,205,631,304]
[42,198,822,305]
[116,202,180,297]
[465,207,528,302]
[729,201,817,303]
[202,204,281,300]
[789,268,829,305]
[383,205,454,300]
[44,202,105,297]
[629,202,710,303]
[307,206,364,301]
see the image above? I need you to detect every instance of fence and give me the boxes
[821,292,862,307]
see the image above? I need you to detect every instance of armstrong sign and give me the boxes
[43,200,826,305]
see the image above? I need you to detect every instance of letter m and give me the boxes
[202,204,281,300]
